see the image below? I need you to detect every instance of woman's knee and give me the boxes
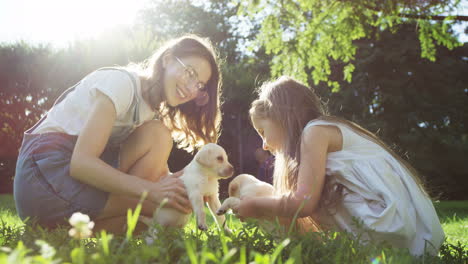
[129,120,172,147]
[119,120,172,173]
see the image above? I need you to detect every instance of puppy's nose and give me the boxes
[223,165,234,178]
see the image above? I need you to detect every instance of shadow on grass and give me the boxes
[434,201,468,220]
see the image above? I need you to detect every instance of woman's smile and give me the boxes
[176,84,188,99]
[163,56,211,107]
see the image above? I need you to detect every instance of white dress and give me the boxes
[305,120,445,256]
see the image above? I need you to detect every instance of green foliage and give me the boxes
[238,0,464,89]
[0,42,54,161]
[126,192,147,241]
[139,0,242,61]
[313,24,468,199]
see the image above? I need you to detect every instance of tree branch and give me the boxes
[358,2,468,21]
[398,13,468,21]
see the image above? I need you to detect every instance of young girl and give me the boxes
[14,35,222,234]
[234,76,444,255]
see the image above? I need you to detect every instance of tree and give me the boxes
[238,0,466,89]
[314,24,468,199]
[0,43,55,192]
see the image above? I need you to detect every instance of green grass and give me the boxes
[0,195,22,228]
[433,201,468,246]
[0,194,466,263]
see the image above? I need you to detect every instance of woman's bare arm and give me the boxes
[69,91,189,213]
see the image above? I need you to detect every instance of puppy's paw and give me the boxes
[198,224,208,231]
[216,209,227,215]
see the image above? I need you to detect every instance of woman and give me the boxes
[14,35,222,234]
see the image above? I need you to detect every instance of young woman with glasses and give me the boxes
[14,35,222,234]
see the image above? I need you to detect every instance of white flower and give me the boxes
[69,212,90,226]
[35,240,56,259]
[68,212,95,239]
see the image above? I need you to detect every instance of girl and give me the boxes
[14,35,222,234]
[235,76,444,255]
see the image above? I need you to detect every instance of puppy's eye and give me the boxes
[217,156,224,162]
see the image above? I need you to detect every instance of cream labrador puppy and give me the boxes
[216,174,319,235]
[154,143,234,230]
[216,173,274,216]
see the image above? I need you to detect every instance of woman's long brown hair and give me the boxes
[133,35,222,152]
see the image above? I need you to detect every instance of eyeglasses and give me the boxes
[175,57,206,92]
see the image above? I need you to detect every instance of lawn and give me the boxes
[0,194,466,263]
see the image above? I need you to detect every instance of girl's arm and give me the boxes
[236,125,332,219]
[69,91,190,213]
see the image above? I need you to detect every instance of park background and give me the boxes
[0,0,467,201]
[0,1,467,263]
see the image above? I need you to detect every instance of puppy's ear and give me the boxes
[228,181,239,197]
[196,149,213,167]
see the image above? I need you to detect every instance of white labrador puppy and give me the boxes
[216,173,274,216]
[154,143,234,230]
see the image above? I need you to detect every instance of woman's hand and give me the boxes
[148,173,192,214]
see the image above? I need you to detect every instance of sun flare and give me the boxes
[1,0,148,47]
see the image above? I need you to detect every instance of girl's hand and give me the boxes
[148,174,192,214]
[232,197,260,221]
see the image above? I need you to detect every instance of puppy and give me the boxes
[154,143,234,230]
[216,173,274,216]
[216,174,320,235]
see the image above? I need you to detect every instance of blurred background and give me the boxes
[0,0,467,200]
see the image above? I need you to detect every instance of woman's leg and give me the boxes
[93,216,148,234]
[119,119,173,181]
[94,120,173,233]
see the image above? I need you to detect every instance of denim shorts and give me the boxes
[14,132,119,228]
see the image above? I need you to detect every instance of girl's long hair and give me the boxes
[249,76,428,231]
[131,35,222,152]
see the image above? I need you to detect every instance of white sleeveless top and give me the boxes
[305,120,444,256]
